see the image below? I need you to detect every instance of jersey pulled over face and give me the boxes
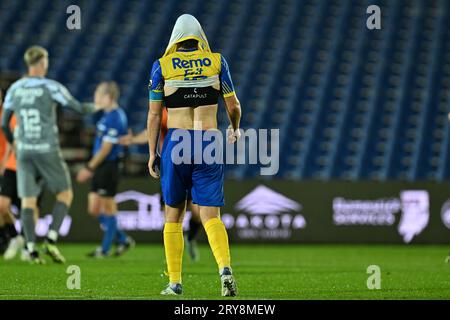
[149,48,236,108]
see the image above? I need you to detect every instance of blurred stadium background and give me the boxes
[0,0,449,245]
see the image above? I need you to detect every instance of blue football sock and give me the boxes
[101,215,117,254]
[116,224,128,245]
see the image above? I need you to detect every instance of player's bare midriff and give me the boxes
[164,84,219,131]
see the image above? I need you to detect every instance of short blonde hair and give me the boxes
[98,81,120,101]
[24,46,48,67]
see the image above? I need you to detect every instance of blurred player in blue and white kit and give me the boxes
[77,81,134,257]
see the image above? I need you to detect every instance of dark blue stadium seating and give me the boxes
[0,0,449,180]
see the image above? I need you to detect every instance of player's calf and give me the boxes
[56,189,73,207]
[0,197,13,254]
[41,199,70,263]
[0,197,11,219]
[21,205,38,254]
[186,215,201,262]
[186,238,199,262]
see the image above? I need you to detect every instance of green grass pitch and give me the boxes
[0,244,449,299]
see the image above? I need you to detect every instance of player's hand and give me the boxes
[93,92,104,111]
[448,112,450,122]
[148,154,160,179]
[92,101,104,112]
[119,129,133,146]
[76,167,93,183]
[227,125,241,144]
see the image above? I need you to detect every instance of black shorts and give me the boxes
[0,169,20,209]
[91,161,119,197]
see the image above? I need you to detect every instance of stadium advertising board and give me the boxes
[32,180,450,243]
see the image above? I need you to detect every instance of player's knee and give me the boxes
[189,203,201,222]
[0,205,8,216]
[87,193,100,216]
[165,202,186,223]
[56,189,73,206]
[21,198,37,211]
[199,206,220,225]
[0,197,10,215]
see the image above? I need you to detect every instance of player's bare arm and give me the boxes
[131,130,149,144]
[88,141,114,170]
[224,95,242,131]
[119,129,148,146]
[224,95,242,143]
[53,86,101,114]
[77,141,113,183]
[147,100,163,179]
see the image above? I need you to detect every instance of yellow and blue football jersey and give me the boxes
[149,48,236,108]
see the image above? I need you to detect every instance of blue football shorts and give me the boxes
[160,128,224,207]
